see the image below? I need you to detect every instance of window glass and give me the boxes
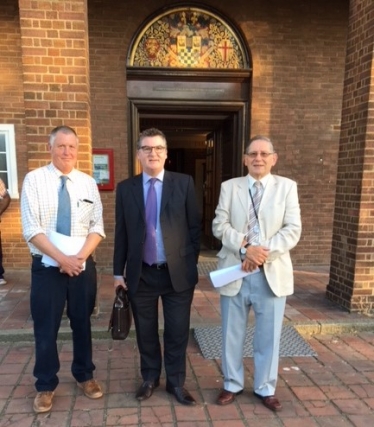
[0,154,7,170]
[0,172,8,188]
[0,135,5,151]
[0,124,18,198]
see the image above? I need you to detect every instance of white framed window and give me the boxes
[0,124,19,199]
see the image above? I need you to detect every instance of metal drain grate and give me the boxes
[194,325,317,359]
[198,261,217,276]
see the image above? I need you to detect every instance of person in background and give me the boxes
[0,178,11,285]
[21,125,105,413]
[212,135,302,411]
[113,128,201,406]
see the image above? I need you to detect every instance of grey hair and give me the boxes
[245,135,275,154]
[49,126,78,147]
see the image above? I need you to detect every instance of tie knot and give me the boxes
[254,181,262,190]
[61,175,68,184]
[149,178,157,187]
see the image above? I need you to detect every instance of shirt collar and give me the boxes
[48,163,77,182]
[247,173,271,189]
[142,169,165,184]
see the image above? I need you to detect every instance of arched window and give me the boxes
[128,6,250,69]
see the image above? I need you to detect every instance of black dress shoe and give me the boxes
[135,380,160,401]
[166,385,196,406]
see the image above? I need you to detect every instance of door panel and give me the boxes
[132,101,248,248]
[202,114,237,249]
[203,132,216,248]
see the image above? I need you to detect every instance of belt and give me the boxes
[143,262,168,270]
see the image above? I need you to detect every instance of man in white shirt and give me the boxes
[21,126,105,413]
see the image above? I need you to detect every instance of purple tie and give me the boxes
[143,178,157,265]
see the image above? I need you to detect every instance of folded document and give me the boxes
[41,231,86,268]
[209,264,259,288]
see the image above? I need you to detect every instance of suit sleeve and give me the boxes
[265,180,302,262]
[212,180,246,253]
[113,182,128,276]
[186,175,201,262]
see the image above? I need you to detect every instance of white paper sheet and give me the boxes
[41,231,86,268]
[209,264,259,288]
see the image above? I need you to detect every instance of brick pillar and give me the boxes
[18,0,92,173]
[327,0,374,312]
[18,0,99,313]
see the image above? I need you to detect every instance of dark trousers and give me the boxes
[0,232,3,277]
[130,264,194,388]
[30,256,97,391]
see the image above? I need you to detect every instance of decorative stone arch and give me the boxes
[127,4,251,70]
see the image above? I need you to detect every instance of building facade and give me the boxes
[0,0,373,312]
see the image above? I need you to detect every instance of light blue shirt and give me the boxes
[143,171,167,263]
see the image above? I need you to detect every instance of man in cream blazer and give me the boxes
[212,135,301,411]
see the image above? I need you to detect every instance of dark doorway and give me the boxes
[137,110,242,249]
[127,69,250,248]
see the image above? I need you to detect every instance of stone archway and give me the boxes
[126,5,252,248]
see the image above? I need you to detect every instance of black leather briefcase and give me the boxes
[108,285,132,340]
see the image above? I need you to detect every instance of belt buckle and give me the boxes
[156,263,167,270]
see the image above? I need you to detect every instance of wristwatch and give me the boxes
[239,243,250,260]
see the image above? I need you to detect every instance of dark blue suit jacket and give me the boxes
[113,171,201,297]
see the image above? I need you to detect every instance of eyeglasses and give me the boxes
[245,151,275,159]
[139,145,166,154]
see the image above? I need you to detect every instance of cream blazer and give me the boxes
[212,174,302,297]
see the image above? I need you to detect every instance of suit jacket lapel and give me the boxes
[237,176,249,215]
[131,174,146,221]
[260,174,276,210]
[160,170,173,213]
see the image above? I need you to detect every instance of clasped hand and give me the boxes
[59,255,85,277]
[241,245,269,272]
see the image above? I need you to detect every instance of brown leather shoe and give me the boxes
[216,389,243,406]
[77,379,103,399]
[33,391,54,413]
[254,392,282,411]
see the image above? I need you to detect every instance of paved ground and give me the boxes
[0,252,373,426]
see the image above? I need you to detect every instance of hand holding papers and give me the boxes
[209,264,260,288]
[41,231,86,269]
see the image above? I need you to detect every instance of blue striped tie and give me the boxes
[56,175,71,236]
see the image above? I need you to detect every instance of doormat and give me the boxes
[193,325,317,359]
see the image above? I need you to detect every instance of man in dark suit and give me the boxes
[113,128,201,406]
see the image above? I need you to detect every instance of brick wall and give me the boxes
[18,0,91,166]
[0,0,28,268]
[88,0,349,268]
[0,0,350,272]
[327,0,374,311]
